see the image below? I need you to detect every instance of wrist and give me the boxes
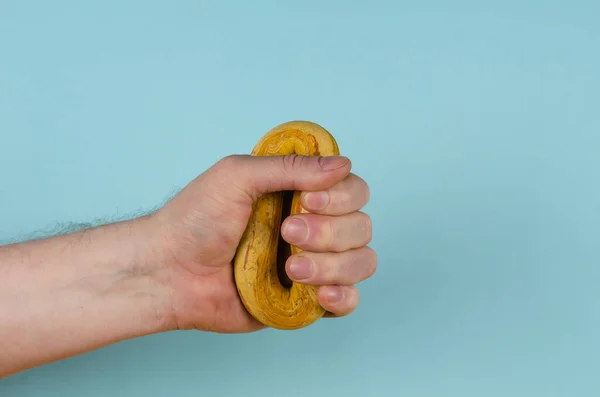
[125,213,179,334]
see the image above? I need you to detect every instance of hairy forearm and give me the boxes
[0,215,173,378]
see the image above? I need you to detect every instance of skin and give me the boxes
[0,154,376,379]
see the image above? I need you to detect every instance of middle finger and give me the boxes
[281,211,372,253]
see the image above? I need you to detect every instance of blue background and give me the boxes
[1,1,599,396]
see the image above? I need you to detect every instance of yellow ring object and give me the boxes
[233,120,340,330]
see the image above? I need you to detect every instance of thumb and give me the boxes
[220,154,352,198]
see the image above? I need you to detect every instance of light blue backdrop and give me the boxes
[1,1,599,396]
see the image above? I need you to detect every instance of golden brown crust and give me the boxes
[233,121,340,330]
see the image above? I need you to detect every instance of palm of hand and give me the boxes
[157,167,265,333]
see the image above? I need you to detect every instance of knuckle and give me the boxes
[358,212,373,243]
[335,189,353,211]
[218,154,243,170]
[361,179,371,205]
[317,254,335,281]
[346,286,360,309]
[364,246,378,278]
[281,154,303,173]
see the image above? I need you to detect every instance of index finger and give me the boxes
[300,173,370,216]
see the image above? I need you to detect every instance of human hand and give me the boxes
[152,154,376,333]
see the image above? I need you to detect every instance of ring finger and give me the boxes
[285,246,377,286]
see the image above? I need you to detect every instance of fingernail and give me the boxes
[318,156,349,171]
[288,256,313,280]
[283,218,308,244]
[325,288,343,303]
[303,191,329,210]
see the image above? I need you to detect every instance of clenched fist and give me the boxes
[154,154,376,332]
